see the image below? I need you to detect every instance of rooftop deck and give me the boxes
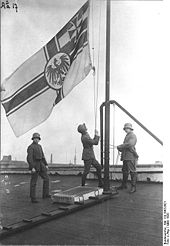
[0,174,163,245]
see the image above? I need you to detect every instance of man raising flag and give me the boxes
[1,1,91,137]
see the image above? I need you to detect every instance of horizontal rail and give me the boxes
[101,100,163,146]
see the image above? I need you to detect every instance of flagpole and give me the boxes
[103,0,111,192]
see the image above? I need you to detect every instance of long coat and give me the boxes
[27,142,48,171]
[117,131,138,161]
[81,133,99,160]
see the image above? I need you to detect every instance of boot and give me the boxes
[117,172,128,190]
[130,173,137,193]
[42,194,51,199]
[130,186,136,193]
[97,171,103,188]
[42,179,50,198]
[81,173,86,186]
[31,198,39,203]
[98,179,104,188]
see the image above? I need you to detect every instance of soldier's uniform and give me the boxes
[117,123,138,193]
[78,124,103,187]
[27,133,50,202]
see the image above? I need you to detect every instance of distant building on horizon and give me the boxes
[1,155,12,161]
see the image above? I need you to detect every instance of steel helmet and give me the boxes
[123,123,133,130]
[32,132,41,140]
[77,124,86,133]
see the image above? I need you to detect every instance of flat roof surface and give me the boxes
[0,174,163,245]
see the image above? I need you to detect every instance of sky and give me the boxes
[1,0,169,166]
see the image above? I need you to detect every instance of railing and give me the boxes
[100,100,163,167]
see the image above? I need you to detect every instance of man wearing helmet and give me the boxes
[117,123,139,193]
[77,123,103,188]
[27,133,50,203]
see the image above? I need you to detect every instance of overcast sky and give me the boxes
[1,0,169,166]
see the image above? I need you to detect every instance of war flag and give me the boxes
[1,1,91,137]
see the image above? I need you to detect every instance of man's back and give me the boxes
[81,133,99,160]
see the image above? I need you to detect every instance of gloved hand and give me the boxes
[32,168,36,173]
[117,145,123,152]
[95,129,99,136]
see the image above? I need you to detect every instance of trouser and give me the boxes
[30,163,50,199]
[122,160,137,187]
[82,159,103,186]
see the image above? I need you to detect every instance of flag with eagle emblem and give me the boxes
[1,1,91,137]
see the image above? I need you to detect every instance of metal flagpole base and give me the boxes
[103,186,118,195]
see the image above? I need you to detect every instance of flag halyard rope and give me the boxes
[91,0,102,130]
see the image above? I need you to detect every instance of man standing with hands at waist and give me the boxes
[27,133,50,203]
[77,123,103,188]
[117,123,139,193]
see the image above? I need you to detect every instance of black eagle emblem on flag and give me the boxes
[45,53,70,90]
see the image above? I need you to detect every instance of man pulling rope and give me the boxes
[77,123,103,188]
